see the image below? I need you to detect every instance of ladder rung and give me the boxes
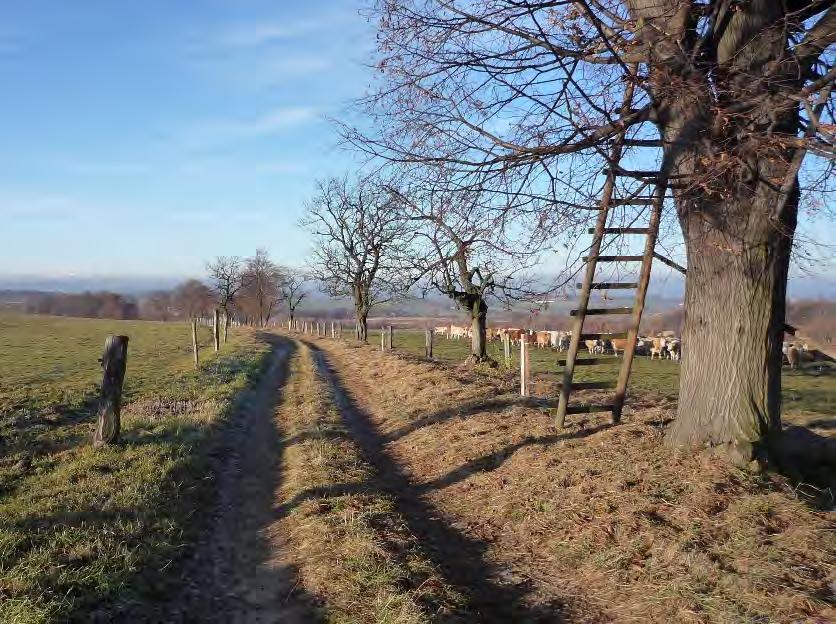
[579,332,628,340]
[653,252,687,275]
[608,168,660,179]
[571,307,633,316]
[610,199,655,206]
[565,404,615,415]
[588,228,651,234]
[622,139,663,147]
[557,381,616,390]
[557,358,601,366]
[581,282,639,289]
[583,255,644,262]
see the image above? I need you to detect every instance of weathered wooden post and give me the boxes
[503,332,511,369]
[387,325,394,350]
[93,335,129,446]
[191,319,199,369]
[425,328,433,358]
[213,309,220,352]
[380,327,386,352]
[520,333,530,397]
[331,321,336,338]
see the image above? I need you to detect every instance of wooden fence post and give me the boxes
[520,334,530,397]
[380,328,386,352]
[93,335,129,446]
[425,328,433,358]
[191,319,199,369]
[388,325,394,350]
[213,309,220,352]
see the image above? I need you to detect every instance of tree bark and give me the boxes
[93,335,128,446]
[667,190,796,465]
[355,307,369,343]
[467,296,489,362]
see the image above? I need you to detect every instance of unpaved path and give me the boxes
[305,342,562,622]
[127,334,319,623]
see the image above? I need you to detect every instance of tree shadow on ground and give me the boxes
[305,342,568,622]
[773,425,836,510]
[383,395,561,444]
[419,423,613,494]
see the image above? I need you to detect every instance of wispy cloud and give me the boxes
[176,106,320,150]
[219,20,323,47]
[218,10,356,48]
[66,161,152,175]
[254,161,309,175]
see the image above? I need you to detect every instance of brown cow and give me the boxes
[787,344,800,370]
[610,338,629,356]
[535,331,551,349]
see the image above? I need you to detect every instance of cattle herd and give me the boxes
[433,325,683,360]
[433,324,826,368]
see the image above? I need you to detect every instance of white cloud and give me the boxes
[218,11,356,48]
[176,106,320,149]
[254,161,309,175]
[67,161,152,175]
[220,20,322,47]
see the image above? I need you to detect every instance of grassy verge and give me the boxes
[276,340,465,622]
[0,314,273,622]
[317,337,836,622]
[360,328,835,430]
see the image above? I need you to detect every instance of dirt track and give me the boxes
[123,335,319,623]
[114,331,834,623]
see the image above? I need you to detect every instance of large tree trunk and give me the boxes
[355,306,369,343]
[667,189,797,465]
[469,297,488,362]
[633,0,802,468]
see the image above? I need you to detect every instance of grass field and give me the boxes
[0,314,273,622]
[368,328,835,432]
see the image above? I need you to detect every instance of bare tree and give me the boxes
[239,249,282,327]
[302,176,413,342]
[140,291,174,321]
[172,279,214,320]
[279,270,309,327]
[347,0,836,464]
[206,256,248,342]
[392,170,539,362]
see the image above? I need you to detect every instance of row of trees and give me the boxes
[302,0,835,465]
[303,174,536,360]
[204,250,308,340]
[25,251,311,326]
[25,291,139,319]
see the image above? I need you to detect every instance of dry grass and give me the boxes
[275,340,465,623]
[0,315,273,623]
[315,337,836,623]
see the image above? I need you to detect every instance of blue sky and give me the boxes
[0,1,833,298]
[0,0,373,278]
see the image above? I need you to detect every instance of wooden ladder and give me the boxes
[554,74,675,427]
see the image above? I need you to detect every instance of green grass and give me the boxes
[372,328,835,424]
[0,314,273,623]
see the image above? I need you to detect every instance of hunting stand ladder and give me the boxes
[555,70,685,428]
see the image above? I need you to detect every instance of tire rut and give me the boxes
[124,334,319,623]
